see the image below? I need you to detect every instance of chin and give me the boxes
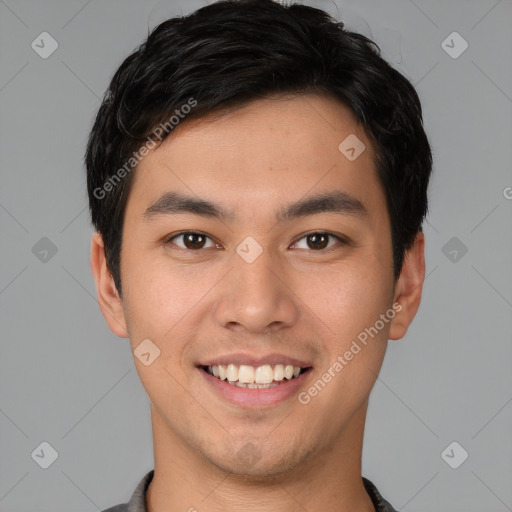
[204,439,315,481]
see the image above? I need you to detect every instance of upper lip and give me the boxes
[198,353,313,368]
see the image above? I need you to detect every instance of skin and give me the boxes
[91,94,425,512]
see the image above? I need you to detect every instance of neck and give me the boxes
[146,401,375,512]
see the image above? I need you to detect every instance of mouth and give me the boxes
[196,353,314,407]
[197,359,313,407]
[200,363,312,389]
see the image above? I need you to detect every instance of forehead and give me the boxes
[124,94,387,227]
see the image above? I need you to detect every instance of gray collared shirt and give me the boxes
[102,469,398,512]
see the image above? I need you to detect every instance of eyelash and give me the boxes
[164,231,348,252]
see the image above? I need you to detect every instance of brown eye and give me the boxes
[183,232,206,249]
[167,232,216,250]
[306,233,329,249]
[292,232,345,251]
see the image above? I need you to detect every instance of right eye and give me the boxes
[165,231,219,251]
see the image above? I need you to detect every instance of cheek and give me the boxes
[303,262,391,342]
[121,253,220,344]
[300,272,390,422]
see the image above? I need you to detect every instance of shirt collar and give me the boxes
[126,469,153,512]
[126,470,397,512]
[363,477,399,512]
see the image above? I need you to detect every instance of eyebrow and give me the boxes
[142,190,368,223]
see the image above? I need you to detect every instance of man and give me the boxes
[86,0,432,510]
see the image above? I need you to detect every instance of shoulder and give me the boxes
[101,505,128,512]
[100,469,154,512]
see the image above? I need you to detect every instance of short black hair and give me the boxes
[85,0,432,298]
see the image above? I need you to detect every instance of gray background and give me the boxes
[1,0,511,510]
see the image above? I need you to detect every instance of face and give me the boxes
[92,94,424,479]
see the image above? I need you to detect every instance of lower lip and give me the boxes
[198,367,312,407]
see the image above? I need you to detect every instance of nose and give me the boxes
[213,247,300,336]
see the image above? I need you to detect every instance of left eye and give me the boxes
[292,232,344,250]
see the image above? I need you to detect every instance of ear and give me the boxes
[388,231,426,340]
[90,232,129,338]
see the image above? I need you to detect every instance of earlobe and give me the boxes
[90,232,129,338]
[388,231,426,341]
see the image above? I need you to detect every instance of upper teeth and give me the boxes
[208,364,302,384]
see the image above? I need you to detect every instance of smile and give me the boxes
[202,363,309,388]
[198,362,313,407]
